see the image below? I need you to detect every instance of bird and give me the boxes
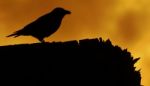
[7,7,71,43]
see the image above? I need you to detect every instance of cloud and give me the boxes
[117,10,143,43]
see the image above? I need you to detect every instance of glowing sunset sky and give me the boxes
[0,0,150,85]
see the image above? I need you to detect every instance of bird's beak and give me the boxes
[66,10,71,14]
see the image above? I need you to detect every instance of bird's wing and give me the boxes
[22,13,52,30]
[7,13,53,37]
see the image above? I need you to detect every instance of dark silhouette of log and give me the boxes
[0,38,141,86]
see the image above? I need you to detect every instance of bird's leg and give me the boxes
[40,39,45,43]
[38,38,45,43]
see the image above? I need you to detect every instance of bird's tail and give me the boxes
[6,33,19,38]
[6,30,22,38]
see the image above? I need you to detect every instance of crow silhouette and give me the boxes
[7,7,71,42]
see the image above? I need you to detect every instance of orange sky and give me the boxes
[0,0,150,85]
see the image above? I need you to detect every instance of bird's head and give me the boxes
[52,7,71,15]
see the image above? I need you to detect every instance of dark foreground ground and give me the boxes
[0,38,141,86]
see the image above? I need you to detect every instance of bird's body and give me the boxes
[7,7,71,42]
